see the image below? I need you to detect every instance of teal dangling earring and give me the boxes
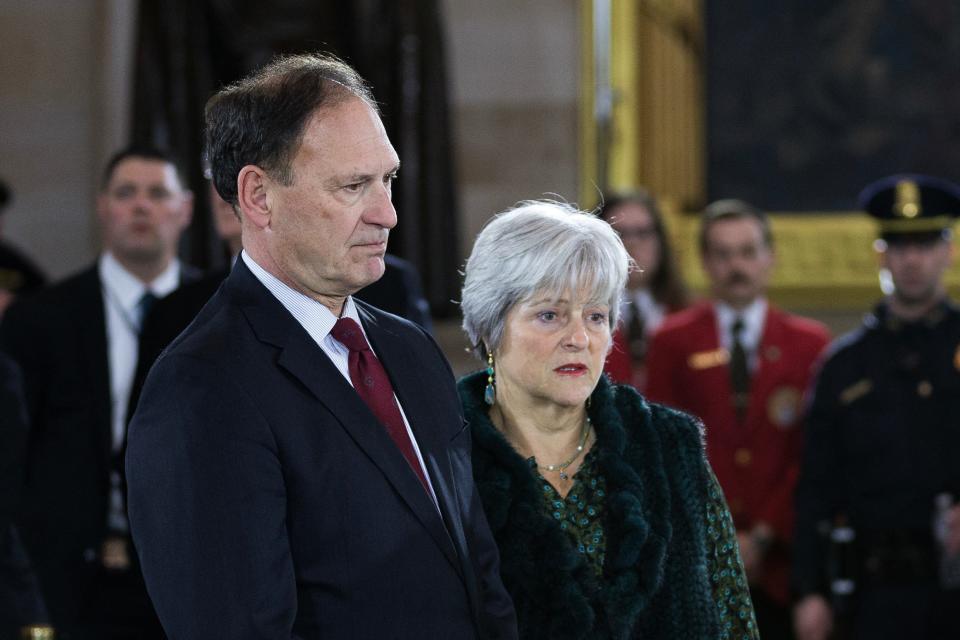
[484,349,497,406]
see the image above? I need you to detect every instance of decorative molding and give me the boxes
[667,210,960,309]
[579,0,704,209]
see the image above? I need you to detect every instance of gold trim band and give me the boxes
[876,216,955,233]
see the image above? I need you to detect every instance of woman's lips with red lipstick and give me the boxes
[554,363,587,376]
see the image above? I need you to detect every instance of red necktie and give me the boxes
[330,317,431,493]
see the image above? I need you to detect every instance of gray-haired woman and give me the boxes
[459,200,758,639]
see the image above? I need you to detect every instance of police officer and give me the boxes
[793,175,960,640]
[0,178,47,317]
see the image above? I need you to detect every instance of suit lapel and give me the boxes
[747,306,783,428]
[694,305,744,446]
[74,266,113,463]
[699,305,733,399]
[358,306,451,480]
[358,309,470,521]
[231,264,460,572]
[359,305,479,610]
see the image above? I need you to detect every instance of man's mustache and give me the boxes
[724,271,751,286]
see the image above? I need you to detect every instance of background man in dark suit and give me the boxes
[126,53,516,639]
[0,146,195,639]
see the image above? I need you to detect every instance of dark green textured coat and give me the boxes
[459,372,720,639]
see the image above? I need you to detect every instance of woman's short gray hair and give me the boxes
[461,200,631,358]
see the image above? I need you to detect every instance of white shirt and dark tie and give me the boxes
[99,251,181,532]
[714,298,767,372]
[714,298,767,419]
[241,251,439,507]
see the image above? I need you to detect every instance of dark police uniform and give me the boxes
[0,179,47,306]
[793,175,960,639]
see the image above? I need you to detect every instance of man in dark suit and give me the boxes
[126,53,516,639]
[0,146,196,638]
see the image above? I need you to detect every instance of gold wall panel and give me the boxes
[667,210,960,310]
[579,0,704,208]
[579,4,960,311]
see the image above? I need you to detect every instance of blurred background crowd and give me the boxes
[2,2,960,639]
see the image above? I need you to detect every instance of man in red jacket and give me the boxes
[646,199,830,640]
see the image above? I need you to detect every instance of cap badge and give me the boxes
[893,180,921,219]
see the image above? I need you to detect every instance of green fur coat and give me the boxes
[459,371,750,640]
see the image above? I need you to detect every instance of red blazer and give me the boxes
[604,327,637,386]
[645,300,829,603]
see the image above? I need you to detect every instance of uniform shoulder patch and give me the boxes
[839,378,872,405]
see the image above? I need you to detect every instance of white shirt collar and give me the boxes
[240,250,363,348]
[239,252,439,508]
[99,251,180,312]
[714,297,767,352]
[632,289,666,334]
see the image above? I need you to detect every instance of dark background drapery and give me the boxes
[132,0,460,316]
[706,0,960,211]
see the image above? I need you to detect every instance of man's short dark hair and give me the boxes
[100,145,187,192]
[0,178,9,211]
[698,199,773,253]
[204,53,376,207]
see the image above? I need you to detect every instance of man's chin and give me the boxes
[719,287,759,307]
[354,259,386,289]
[894,287,939,307]
[115,245,165,265]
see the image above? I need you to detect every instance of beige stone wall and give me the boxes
[439,0,582,365]
[1,1,580,288]
[0,0,135,280]
[443,0,581,262]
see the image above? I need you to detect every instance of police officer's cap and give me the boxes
[858,174,960,243]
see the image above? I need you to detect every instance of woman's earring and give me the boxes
[484,350,497,406]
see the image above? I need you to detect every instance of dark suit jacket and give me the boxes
[129,254,432,424]
[126,259,516,639]
[0,352,48,634]
[128,268,228,422]
[0,239,47,297]
[0,262,199,629]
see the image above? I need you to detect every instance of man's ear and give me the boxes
[874,238,888,270]
[237,165,271,230]
[178,190,194,230]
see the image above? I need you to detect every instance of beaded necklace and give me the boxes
[539,416,591,480]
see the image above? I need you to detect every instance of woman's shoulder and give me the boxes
[599,378,705,453]
[457,370,488,417]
